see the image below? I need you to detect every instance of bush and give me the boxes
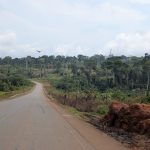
[141,96,150,103]
[96,105,108,115]
[0,73,31,92]
[0,82,9,91]
[112,90,126,101]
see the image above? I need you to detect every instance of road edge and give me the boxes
[41,82,129,150]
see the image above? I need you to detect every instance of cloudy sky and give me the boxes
[0,0,150,57]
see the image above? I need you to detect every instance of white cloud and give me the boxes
[54,44,88,56]
[104,31,150,56]
[23,0,146,23]
[0,31,16,47]
[0,0,149,57]
[90,2,146,23]
[0,31,41,58]
[130,0,150,4]
[0,10,31,27]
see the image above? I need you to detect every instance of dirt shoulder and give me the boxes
[42,83,129,150]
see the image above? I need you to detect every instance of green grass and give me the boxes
[0,91,6,96]
[61,105,91,120]
[64,106,82,115]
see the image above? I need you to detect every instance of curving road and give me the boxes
[0,82,128,150]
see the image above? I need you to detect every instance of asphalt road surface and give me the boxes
[0,82,128,150]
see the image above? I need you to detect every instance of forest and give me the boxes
[0,53,150,113]
[0,57,32,98]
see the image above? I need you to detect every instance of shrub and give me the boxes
[96,105,108,115]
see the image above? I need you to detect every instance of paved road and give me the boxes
[0,82,128,150]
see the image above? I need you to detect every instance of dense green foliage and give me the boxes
[0,53,150,113]
[1,54,149,91]
[0,64,31,92]
[0,73,30,92]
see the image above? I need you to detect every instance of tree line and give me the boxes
[1,54,150,91]
[1,53,150,112]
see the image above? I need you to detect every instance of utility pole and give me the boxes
[26,57,28,70]
[109,49,113,58]
[36,50,42,78]
[147,72,150,97]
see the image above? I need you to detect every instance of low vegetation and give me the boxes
[0,63,33,99]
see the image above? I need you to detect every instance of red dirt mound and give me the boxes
[103,102,150,135]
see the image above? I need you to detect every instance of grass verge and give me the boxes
[0,81,35,100]
[40,79,103,122]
